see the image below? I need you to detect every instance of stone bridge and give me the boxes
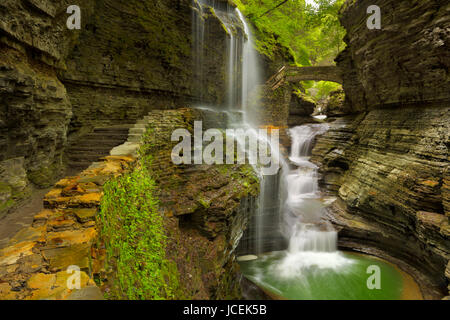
[285,66,343,84]
[266,65,343,90]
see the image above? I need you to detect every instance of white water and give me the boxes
[276,124,352,277]
[191,3,349,272]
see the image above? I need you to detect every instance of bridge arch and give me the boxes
[284,66,343,84]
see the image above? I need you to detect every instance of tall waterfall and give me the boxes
[191,2,347,264]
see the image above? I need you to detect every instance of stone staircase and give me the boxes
[66,125,133,170]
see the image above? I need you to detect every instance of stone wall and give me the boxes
[0,0,80,213]
[311,0,450,297]
[137,109,259,299]
[0,0,233,215]
[338,0,450,112]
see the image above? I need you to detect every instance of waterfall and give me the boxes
[192,2,346,261]
[274,124,352,278]
[192,0,205,101]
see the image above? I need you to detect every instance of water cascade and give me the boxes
[191,0,283,255]
[191,1,423,300]
[276,124,351,278]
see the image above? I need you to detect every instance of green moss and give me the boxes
[27,162,61,188]
[98,156,183,300]
[0,182,12,194]
[197,196,211,209]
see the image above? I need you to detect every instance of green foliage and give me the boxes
[235,0,346,66]
[301,80,342,101]
[99,156,182,300]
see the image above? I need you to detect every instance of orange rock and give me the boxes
[46,228,97,247]
[42,243,91,271]
[75,192,102,207]
[0,241,35,266]
[62,183,85,196]
[8,226,46,245]
[420,180,440,187]
[47,219,76,231]
[100,161,123,175]
[55,178,78,188]
[0,283,17,300]
[28,273,56,290]
[33,209,54,223]
[45,188,63,199]
[103,155,135,163]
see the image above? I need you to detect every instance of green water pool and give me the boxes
[239,251,422,300]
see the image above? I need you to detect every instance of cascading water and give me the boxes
[191,1,282,256]
[191,2,424,300]
[275,124,351,278]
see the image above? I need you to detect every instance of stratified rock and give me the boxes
[337,0,450,111]
[136,109,260,299]
[311,0,450,297]
[321,89,350,117]
[0,0,235,216]
[0,157,31,217]
[288,91,316,126]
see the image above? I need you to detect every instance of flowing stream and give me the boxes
[190,1,420,299]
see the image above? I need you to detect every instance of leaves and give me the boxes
[236,0,346,66]
[98,157,182,300]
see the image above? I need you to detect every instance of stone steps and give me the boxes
[110,112,162,157]
[66,125,133,171]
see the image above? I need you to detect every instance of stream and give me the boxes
[192,0,422,300]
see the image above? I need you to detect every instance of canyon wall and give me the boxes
[61,0,231,137]
[0,0,232,216]
[312,0,449,298]
[0,0,79,215]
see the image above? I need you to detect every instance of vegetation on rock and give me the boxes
[99,156,182,300]
[235,0,346,66]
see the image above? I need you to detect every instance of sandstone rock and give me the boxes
[8,226,46,245]
[27,271,94,300]
[42,243,91,272]
[0,241,35,267]
[66,286,104,300]
[45,229,97,248]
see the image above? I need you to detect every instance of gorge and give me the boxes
[0,0,449,300]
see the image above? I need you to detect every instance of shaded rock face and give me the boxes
[63,0,199,135]
[0,0,233,214]
[311,0,450,297]
[140,109,259,299]
[312,106,449,295]
[338,0,450,112]
[288,91,316,127]
[0,0,77,204]
[320,89,350,117]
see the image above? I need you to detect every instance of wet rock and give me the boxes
[42,243,91,272]
[288,92,316,127]
[320,89,350,117]
[0,241,35,267]
[312,0,450,298]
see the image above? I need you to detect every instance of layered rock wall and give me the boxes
[0,0,233,215]
[0,0,80,213]
[338,0,450,112]
[312,0,450,297]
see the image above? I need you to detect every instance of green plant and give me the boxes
[98,156,182,300]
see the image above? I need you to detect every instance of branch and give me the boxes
[259,0,290,17]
